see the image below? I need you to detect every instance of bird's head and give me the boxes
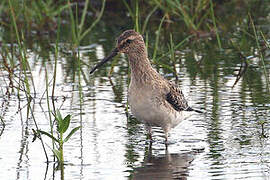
[90,30,145,74]
[116,29,145,54]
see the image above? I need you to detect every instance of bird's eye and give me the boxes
[126,39,133,44]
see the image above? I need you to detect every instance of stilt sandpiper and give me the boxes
[90,30,202,144]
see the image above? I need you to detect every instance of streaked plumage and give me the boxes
[90,29,202,144]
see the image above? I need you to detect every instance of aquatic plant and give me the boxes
[68,0,106,46]
[37,110,80,179]
[250,14,270,91]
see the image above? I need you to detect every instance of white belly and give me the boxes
[128,89,193,129]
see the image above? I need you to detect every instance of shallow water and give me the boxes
[1,2,270,176]
[1,40,270,180]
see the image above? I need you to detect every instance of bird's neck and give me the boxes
[127,51,158,85]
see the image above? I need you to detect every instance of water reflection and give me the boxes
[131,143,197,180]
[1,11,270,179]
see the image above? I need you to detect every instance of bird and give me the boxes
[90,29,202,144]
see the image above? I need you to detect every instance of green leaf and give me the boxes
[38,130,59,143]
[64,126,81,143]
[56,109,63,121]
[62,114,71,133]
[56,109,63,132]
[52,149,61,162]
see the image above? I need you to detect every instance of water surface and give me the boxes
[1,43,270,179]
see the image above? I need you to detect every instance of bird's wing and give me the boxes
[165,81,190,112]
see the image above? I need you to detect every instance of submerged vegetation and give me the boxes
[0,0,270,179]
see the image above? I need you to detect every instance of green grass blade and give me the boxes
[260,31,270,48]
[153,15,166,62]
[250,14,270,91]
[142,5,158,34]
[79,0,106,42]
[135,0,140,32]
[122,0,134,22]
[156,35,193,62]
[79,0,89,35]
[210,0,222,49]
[68,0,77,44]
[51,3,71,17]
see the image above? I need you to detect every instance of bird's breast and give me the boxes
[128,83,173,128]
[128,81,193,129]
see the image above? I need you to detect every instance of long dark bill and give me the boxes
[90,48,119,74]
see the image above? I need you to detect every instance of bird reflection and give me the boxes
[131,143,196,180]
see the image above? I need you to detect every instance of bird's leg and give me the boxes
[163,126,170,145]
[146,126,152,141]
[165,131,169,145]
